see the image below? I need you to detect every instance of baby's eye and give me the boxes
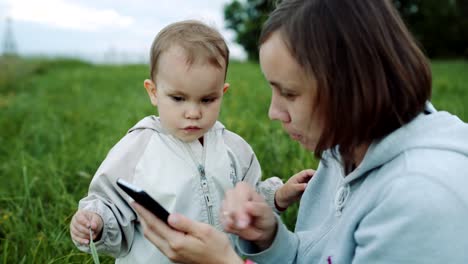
[171,96,184,102]
[201,97,216,103]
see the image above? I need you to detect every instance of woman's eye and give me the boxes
[282,93,297,100]
[277,87,297,100]
[171,96,184,102]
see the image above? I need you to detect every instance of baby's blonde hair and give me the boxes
[149,20,229,81]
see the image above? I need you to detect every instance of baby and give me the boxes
[70,20,311,263]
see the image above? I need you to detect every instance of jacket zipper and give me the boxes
[198,165,215,225]
[185,141,215,226]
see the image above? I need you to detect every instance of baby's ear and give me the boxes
[144,79,158,106]
[223,83,230,94]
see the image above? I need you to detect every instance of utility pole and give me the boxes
[2,17,18,57]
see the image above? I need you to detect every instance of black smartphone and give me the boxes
[116,178,170,224]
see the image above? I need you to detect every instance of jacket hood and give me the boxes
[343,102,468,184]
[127,115,225,134]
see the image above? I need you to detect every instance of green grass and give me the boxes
[0,57,467,263]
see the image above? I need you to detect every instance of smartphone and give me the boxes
[116,178,170,224]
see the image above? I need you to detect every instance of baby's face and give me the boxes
[151,46,228,142]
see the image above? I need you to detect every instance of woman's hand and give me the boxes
[132,202,243,264]
[221,182,278,250]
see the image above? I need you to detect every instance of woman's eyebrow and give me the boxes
[270,81,297,93]
[269,81,282,89]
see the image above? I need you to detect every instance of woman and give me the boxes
[133,0,468,263]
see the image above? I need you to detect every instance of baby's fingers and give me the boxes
[89,213,103,232]
[293,182,308,192]
[75,211,93,228]
[293,169,315,183]
[70,224,90,244]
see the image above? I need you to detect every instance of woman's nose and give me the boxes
[268,102,280,121]
[268,96,290,122]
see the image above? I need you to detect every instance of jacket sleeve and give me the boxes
[73,129,154,257]
[237,214,299,263]
[223,130,283,211]
[238,173,468,263]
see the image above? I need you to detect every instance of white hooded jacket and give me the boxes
[74,116,282,263]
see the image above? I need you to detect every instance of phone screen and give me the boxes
[116,178,170,224]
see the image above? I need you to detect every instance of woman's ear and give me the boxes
[223,83,230,94]
[144,79,158,106]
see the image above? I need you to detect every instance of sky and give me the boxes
[0,0,247,63]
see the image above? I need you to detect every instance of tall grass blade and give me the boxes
[89,228,100,264]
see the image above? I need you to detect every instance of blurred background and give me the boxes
[0,0,247,63]
[1,0,467,62]
[0,0,467,263]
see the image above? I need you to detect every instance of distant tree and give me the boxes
[459,0,468,58]
[224,0,467,60]
[393,0,468,58]
[224,0,276,61]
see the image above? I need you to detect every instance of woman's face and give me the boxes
[259,31,323,151]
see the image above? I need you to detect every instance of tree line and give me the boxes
[224,0,468,61]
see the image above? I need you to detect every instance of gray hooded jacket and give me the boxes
[239,102,468,263]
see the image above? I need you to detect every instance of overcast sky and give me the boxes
[0,0,247,63]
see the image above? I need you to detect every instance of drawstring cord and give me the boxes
[334,184,350,216]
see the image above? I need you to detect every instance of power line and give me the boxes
[2,17,18,56]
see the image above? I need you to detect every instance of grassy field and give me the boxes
[0,57,467,263]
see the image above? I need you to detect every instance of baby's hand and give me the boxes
[70,210,103,245]
[274,169,315,211]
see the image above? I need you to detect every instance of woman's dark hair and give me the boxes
[260,0,432,171]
